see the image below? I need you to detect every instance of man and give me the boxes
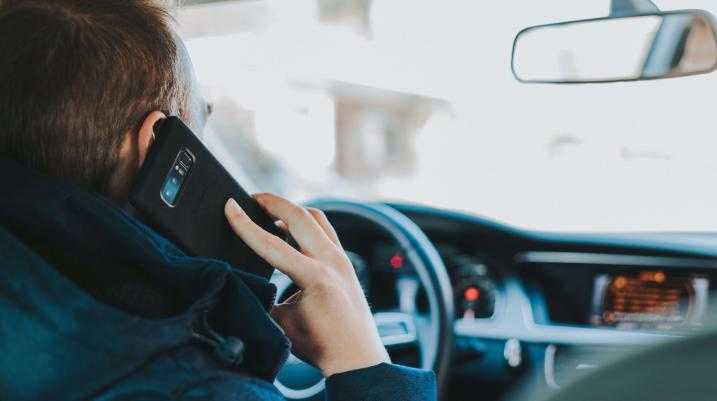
[0,1,436,400]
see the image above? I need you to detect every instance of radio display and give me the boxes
[591,271,709,330]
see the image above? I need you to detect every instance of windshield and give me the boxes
[177,0,717,232]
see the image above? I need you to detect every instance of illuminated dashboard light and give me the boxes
[390,254,404,269]
[464,286,480,302]
[613,276,628,290]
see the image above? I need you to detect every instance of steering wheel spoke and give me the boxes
[374,311,418,348]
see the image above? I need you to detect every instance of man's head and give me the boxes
[0,0,210,201]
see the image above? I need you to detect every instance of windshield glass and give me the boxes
[177,0,717,232]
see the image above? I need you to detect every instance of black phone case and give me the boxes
[129,117,280,279]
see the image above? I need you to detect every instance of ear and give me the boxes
[137,111,167,169]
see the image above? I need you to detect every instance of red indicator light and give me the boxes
[390,254,404,269]
[464,287,480,302]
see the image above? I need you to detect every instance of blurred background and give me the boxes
[174,0,717,232]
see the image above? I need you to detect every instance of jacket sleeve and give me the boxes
[324,363,436,401]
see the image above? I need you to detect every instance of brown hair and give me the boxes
[0,0,185,194]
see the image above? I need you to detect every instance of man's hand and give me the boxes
[225,194,390,377]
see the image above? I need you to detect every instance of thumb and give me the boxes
[271,302,315,367]
[270,302,298,334]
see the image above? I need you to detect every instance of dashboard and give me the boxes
[324,202,717,401]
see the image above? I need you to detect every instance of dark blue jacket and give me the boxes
[0,159,436,401]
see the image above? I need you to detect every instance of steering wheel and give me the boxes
[272,200,454,400]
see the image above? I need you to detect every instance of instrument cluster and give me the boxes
[439,245,501,320]
[350,241,502,320]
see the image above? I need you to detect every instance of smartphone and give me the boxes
[129,116,282,279]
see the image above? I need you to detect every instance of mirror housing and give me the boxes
[512,10,717,84]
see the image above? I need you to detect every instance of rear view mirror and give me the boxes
[512,10,717,83]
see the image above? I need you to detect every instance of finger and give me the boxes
[254,193,334,257]
[225,199,315,287]
[306,208,342,248]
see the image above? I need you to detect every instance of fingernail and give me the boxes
[225,198,244,215]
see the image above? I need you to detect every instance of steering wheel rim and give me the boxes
[272,200,454,400]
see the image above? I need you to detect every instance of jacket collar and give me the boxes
[0,159,290,399]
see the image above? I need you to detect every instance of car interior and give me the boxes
[32,0,717,399]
